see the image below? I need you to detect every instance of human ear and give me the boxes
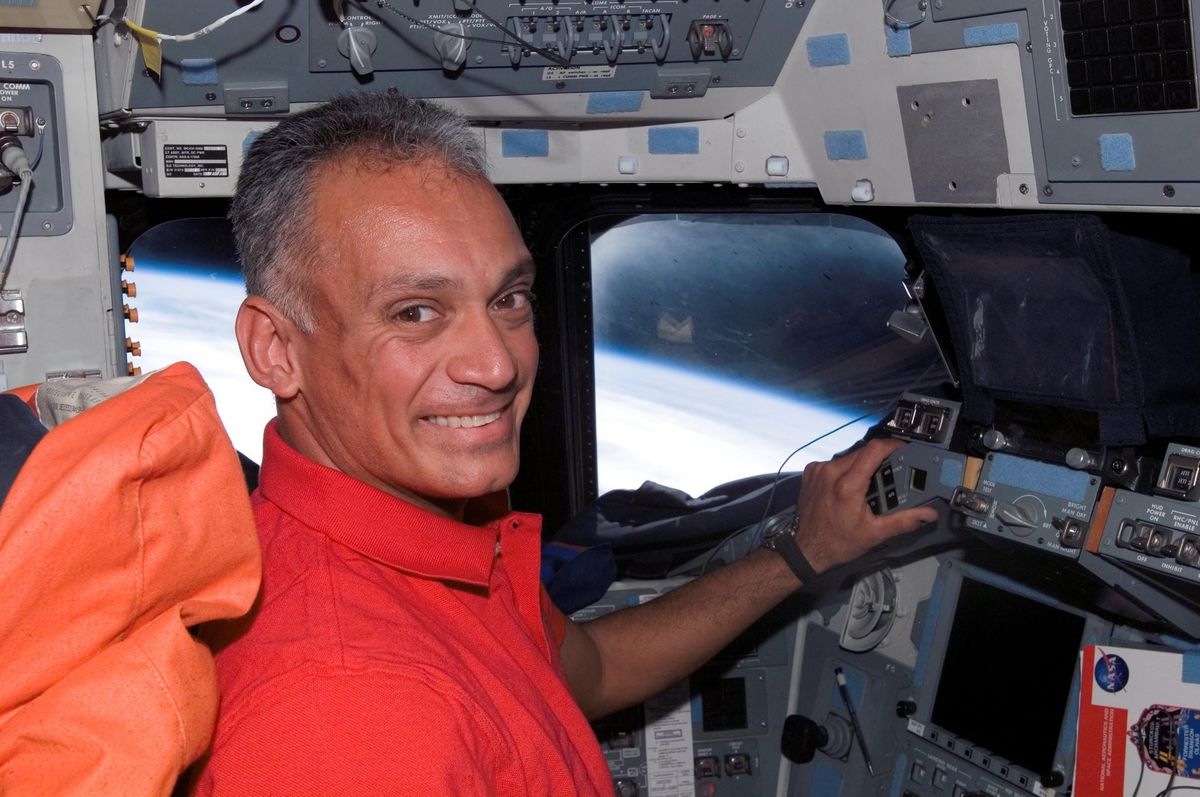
[235,296,303,400]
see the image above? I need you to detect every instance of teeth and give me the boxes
[428,412,501,429]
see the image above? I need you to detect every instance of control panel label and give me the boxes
[542,65,617,81]
[644,681,695,797]
[163,144,229,178]
[0,81,31,103]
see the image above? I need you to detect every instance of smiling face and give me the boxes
[266,157,539,517]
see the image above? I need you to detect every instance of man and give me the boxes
[194,92,936,795]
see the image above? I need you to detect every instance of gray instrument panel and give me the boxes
[952,452,1100,560]
[574,583,799,797]
[1098,442,1200,583]
[900,0,1200,207]
[109,0,811,114]
[0,53,72,238]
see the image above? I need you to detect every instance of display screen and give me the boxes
[930,578,1086,776]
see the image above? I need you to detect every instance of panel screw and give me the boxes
[387,86,399,95]
[1163,184,1176,197]
[555,80,566,89]
[205,92,217,101]
[1042,184,1054,196]
[41,221,52,231]
[29,60,40,70]
[317,58,328,68]
[1019,183,1029,194]
[1025,41,1033,52]
[1071,155,1081,166]
[1111,458,1126,474]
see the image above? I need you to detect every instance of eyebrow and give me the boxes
[365,260,537,303]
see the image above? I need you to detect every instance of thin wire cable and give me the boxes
[364,0,571,67]
[699,355,943,575]
[27,131,44,171]
[1156,772,1199,797]
[154,0,267,42]
[750,410,880,544]
[0,172,34,292]
[699,411,877,576]
[1132,758,1147,797]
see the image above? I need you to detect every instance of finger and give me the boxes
[839,437,906,486]
[873,504,940,539]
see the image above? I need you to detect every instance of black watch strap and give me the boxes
[765,516,820,585]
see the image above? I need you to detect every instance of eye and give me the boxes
[494,289,535,313]
[394,304,439,323]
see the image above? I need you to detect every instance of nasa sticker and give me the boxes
[1094,650,1130,693]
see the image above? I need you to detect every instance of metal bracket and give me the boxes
[0,288,28,354]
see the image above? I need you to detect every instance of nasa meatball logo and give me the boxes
[1094,650,1130,693]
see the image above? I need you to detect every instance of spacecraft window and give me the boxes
[588,213,943,496]
[125,217,275,462]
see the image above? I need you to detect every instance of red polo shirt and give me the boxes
[194,422,613,796]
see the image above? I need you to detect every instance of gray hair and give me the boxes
[229,92,488,331]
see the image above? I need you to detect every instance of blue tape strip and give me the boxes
[1099,133,1136,171]
[501,130,550,158]
[963,22,1021,46]
[1183,651,1200,684]
[987,453,1091,503]
[811,761,844,796]
[648,126,700,155]
[242,131,262,157]
[586,91,644,114]
[913,576,946,689]
[824,130,868,160]
[1058,643,1092,758]
[889,752,909,797]
[886,26,913,57]
[181,58,219,86]
[807,33,852,67]
[691,692,703,724]
[1161,635,1200,651]
[940,457,964,488]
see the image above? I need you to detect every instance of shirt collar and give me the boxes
[257,420,534,587]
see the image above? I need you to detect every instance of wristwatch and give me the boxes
[761,512,820,585]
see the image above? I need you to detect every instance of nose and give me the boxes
[445,309,523,392]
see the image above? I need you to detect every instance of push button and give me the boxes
[724,753,751,776]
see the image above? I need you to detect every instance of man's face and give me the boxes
[280,158,539,514]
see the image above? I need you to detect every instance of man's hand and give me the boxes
[792,438,939,576]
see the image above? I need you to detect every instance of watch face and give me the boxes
[761,512,795,546]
